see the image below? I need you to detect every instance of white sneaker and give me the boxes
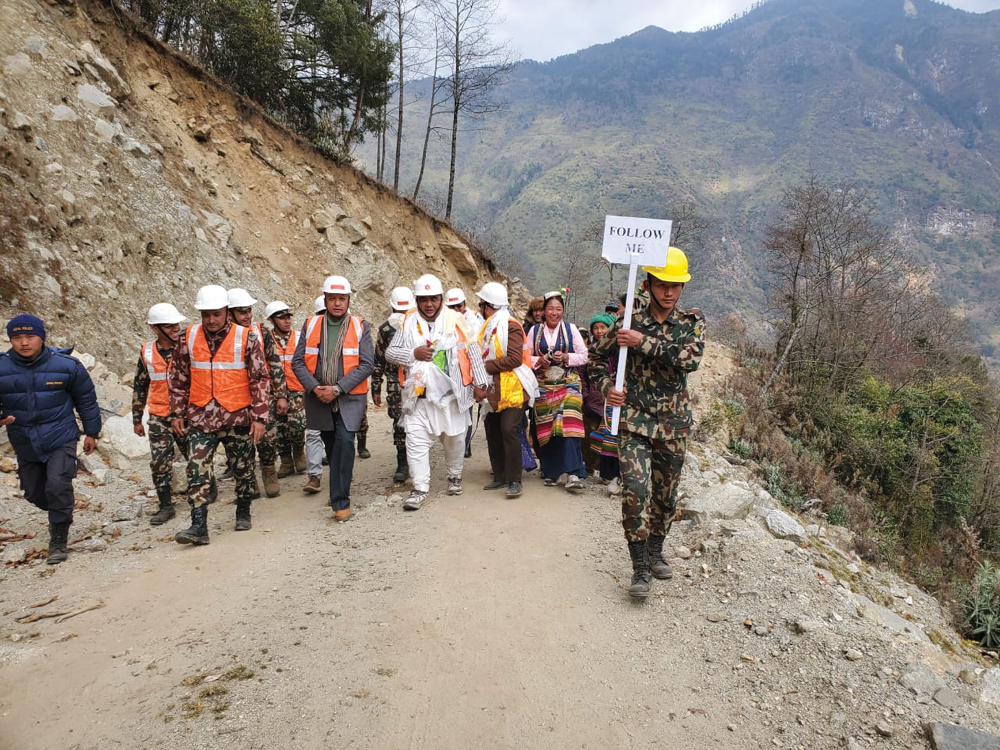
[403,490,427,511]
[565,475,583,493]
[447,476,463,496]
[607,478,621,495]
[558,473,569,485]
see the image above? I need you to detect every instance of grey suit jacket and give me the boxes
[291,314,375,433]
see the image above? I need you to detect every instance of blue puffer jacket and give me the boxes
[0,347,102,462]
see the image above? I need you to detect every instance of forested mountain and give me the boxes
[363,0,1000,357]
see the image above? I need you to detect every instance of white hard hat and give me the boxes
[475,282,509,308]
[194,285,230,311]
[264,301,290,319]
[227,288,258,308]
[413,274,443,297]
[390,286,415,312]
[445,288,466,306]
[322,275,352,295]
[147,303,187,325]
[314,296,325,314]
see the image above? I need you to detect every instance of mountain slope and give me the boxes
[370,0,1000,353]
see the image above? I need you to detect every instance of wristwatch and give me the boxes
[332,385,343,397]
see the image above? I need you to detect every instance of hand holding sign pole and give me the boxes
[601,215,672,436]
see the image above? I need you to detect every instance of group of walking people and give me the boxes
[0,246,704,601]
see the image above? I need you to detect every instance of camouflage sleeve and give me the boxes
[263,329,287,400]
[588,318,622,396]
[246,330,272,421]
[637,312,706,373]
[168,336,192,420]
[131,354,150,425]
[371,324,390,396]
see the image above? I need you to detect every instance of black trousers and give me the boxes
[17,439,78,525]
[484,407,523,484]
[321,411,355,510]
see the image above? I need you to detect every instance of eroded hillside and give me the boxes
[0,0,506,372]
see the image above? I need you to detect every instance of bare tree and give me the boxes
[434,0,515,219]
[412,22,450,202]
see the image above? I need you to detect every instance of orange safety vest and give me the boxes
[399,311,474,388]
[302,314,369,395]
[141,341,170,418]
[275,329,304,393]
[186,323,252,411]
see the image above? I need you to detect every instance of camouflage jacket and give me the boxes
[131,343,175,425]
[168,322,271,432]
[588,303,705,441]
[269,327,297,396]
[371,318,402,396]
[257,324,288,401]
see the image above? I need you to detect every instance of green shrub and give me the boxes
[827,502,848,527]
[729,436,753,459]
[963,561,1000,649]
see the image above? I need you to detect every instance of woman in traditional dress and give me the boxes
[583,312,621,495]
[528,292,589,492]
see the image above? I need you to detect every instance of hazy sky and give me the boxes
[497,0,1000,62]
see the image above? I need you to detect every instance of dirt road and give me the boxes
[0,414,743,750]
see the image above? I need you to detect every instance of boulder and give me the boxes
[680,483,756,523]
[338,216,367,244]
[899,663,947,698]
[76,83,116,119]
[926,722,1000,749]
[763,508,807,543]
[79,42,131,101]
[200,211,233,247]
[853,593,929,641]
[50,104,79,122]
[23,37,48,60]
[97,415,149,470]
[979,667,1000,706]
[12,112,33,131]
[311,209,336,230]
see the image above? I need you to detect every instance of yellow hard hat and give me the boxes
[643,246,691,283]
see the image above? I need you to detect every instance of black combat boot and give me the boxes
[647,534,674,580]
[46,523,71,565]
[392,447,408,483]
[627,540,651,599]
[234,501,252,531]
[357,436,371,459]
[149,487,176,526]
[175,506,210,545]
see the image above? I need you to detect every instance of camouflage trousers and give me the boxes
[357,410,368,443]
[276,391,306,456]
[254,399,282,468]
[619,432,687,542]
[187,426,256,508]
[386,387,406,448]
[148,415,188,493]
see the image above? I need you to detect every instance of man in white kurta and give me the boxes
[386,275,490,510]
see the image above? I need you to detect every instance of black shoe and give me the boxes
[627,540,651,599]
[483,481,506,490]
[150,487,176,526]
[47,522,70,565]
[234,502,252,531]
[175,506,210,545]
[357,438,371,459]
[464,448,472,458]
[506,481,522,498]
[647,534,673,580]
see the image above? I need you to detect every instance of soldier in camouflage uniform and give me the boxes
[589,247,705,599]
[132,303,190,526]
[168,285,271,545]
[265,300,307,478]
[229,289,288,498]
[372,286,414,482]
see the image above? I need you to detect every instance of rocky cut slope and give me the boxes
[0,0,506,372]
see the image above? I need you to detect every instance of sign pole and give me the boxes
[609,260,639,436]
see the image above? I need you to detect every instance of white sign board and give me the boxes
[601,215,672,436]
[601,215,672,267]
